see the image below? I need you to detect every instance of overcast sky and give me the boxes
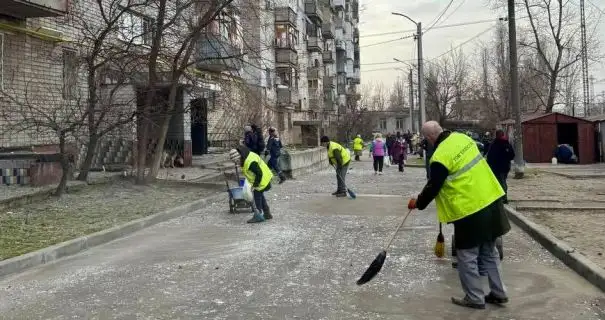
[359,0,605,100]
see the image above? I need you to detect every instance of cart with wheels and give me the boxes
[223,167,254,214]
[451,235,504,268]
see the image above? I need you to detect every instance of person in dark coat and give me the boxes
[408,121,511,310]
[486,129,515,203]
[243,125,257,153]
[265,127,286,183]
[250,124,265,155]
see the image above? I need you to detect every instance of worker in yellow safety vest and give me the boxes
[320,136,351,197]
[230,145,274,223]
[352,134,364,161]
[407,121,511,310]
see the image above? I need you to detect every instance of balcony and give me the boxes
[345,12,351,22]
[322,51,334,63]
[333,0,344,10]
[351,67,360,85]
[337,62,345,74]
[275,7,297,26]
[335,16,344,29]
[277,87,298,109]
[323,75,336,91]
[354,42,360,53]
[304,0,323,25]
[308,90,322,110]
[307,36,323,53]
[353,58,360,68]
[335,40,345,51]
[2,0,67,18]
[322,22,335,39]
[354,27,359,39]
[308,67,322,80]
[197,34,242,72]
[276,50,298,67]
[324,98,336,111]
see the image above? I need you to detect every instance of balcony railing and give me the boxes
[197,34,242,72]
[304,0,323,25]
[322,22,335,39]
[275,7,297,26]
[308,67,322,80]
[277,87,298,108]
[276,50,298,66]
[351,67,360,84]
[307,36,323,53]
[322,51,334,63]
[3,0,68,18]
[323,75,336,90]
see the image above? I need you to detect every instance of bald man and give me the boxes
[408,121,511,309]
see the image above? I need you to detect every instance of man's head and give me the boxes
[320,135,330,147]
[357,134,361,138]
[496,129,506,140]
[421,121,444,146]
[268,127,276,136]
[244,125,252,132]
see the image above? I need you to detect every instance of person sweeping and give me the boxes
[407,121,511,310]
[229,145,274,223]
[352,134,364,161]
[320,136,350,197]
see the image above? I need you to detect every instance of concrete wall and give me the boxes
[279,146,328,178]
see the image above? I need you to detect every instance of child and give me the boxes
[229,145,274,223]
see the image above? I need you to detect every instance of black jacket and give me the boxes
[486,138,515,174]
[266,136,282,157]
[416,131,511,249]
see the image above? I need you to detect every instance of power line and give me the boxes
[437,0,467,29]
[360,18,501,38]
[586,0,605,14]
[360,34,415,48]
[424,0,455,34]
[428,24,497,61]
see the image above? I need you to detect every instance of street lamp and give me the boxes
[392,12,426,127]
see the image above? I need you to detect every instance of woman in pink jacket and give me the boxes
[370,133,387,175]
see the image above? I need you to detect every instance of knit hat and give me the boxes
[244,125,252,132]
[229,149,241,162]
[320,136,330,143]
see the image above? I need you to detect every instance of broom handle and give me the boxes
[384,209,414,250]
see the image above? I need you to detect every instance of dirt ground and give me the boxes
[507,171,605,202]
[0,180,218,260]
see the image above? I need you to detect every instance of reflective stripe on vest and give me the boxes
[430,132,504,223]
[328,142,351,165]
[243,151,273,191]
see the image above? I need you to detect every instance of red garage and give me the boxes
[500,112,595,164]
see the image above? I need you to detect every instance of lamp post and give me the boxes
[392,12,426,127]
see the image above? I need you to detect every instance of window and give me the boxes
[62,49,78,100]
[396,118,404,129]
[379,118,387,131]
[118,9,155,46]
[308,79,318,89]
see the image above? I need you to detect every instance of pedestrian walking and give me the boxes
[385,133,395,163]
[352,134,364,161]
[407,121,510,310]
[390,132,407,172]
[229,145,274,223]
[485,129,515,204]
[320,136,351,197]
[370,133,387,175]
[265,127,287,184]
[250,124,265,155]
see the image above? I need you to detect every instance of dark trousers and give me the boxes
[253,183,271,213]
[267,155,285,180]
[496,172,509,202]
[373,156,384,172]
[395,155,405,172]
[336,163,349,193]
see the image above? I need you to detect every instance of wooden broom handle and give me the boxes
[385,209,414,250]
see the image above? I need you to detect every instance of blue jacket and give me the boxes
[266,136,283,157]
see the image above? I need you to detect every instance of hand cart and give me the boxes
[223,166,254,214]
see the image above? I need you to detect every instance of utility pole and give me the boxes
[508,0,524,179]
[580,0,590,117]
[409,69,415,132]
[416,22,426,126]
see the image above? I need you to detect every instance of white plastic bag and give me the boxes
[242,179,254,202]
[385,154,391,167]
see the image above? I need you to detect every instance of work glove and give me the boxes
[407,198,417,210]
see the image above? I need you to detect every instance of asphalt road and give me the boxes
[0,157,603,319]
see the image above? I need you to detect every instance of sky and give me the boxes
[359,0,605,101]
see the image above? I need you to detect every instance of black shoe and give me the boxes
[485,293,508,304]
[278,176,286,184]
[335,192,347,198]
[452,261,458,268]
[331,191,339,195]
[451,297,485,309]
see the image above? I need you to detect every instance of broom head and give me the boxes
[434,231,445,258]
[356,250,387,285]
[347,188,357,199]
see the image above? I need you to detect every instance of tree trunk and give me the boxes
[146,85,179,182]
[55,132,70,197]
[136,120,149,184]
[77,133,98,181]
[546,70,559,113]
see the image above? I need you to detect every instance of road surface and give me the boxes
[1,157,603,319]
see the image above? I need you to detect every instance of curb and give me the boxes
[0,192,223,279]
[505,205,605,292]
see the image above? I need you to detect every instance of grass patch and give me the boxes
[0,181,216,260]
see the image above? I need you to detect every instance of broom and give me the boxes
[356,209,414,285]
[434,223,445,258]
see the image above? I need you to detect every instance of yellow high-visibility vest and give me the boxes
[430,132,504,223]
[327,141,351,166]
[353,137,364,151]
[243,151,273,191]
